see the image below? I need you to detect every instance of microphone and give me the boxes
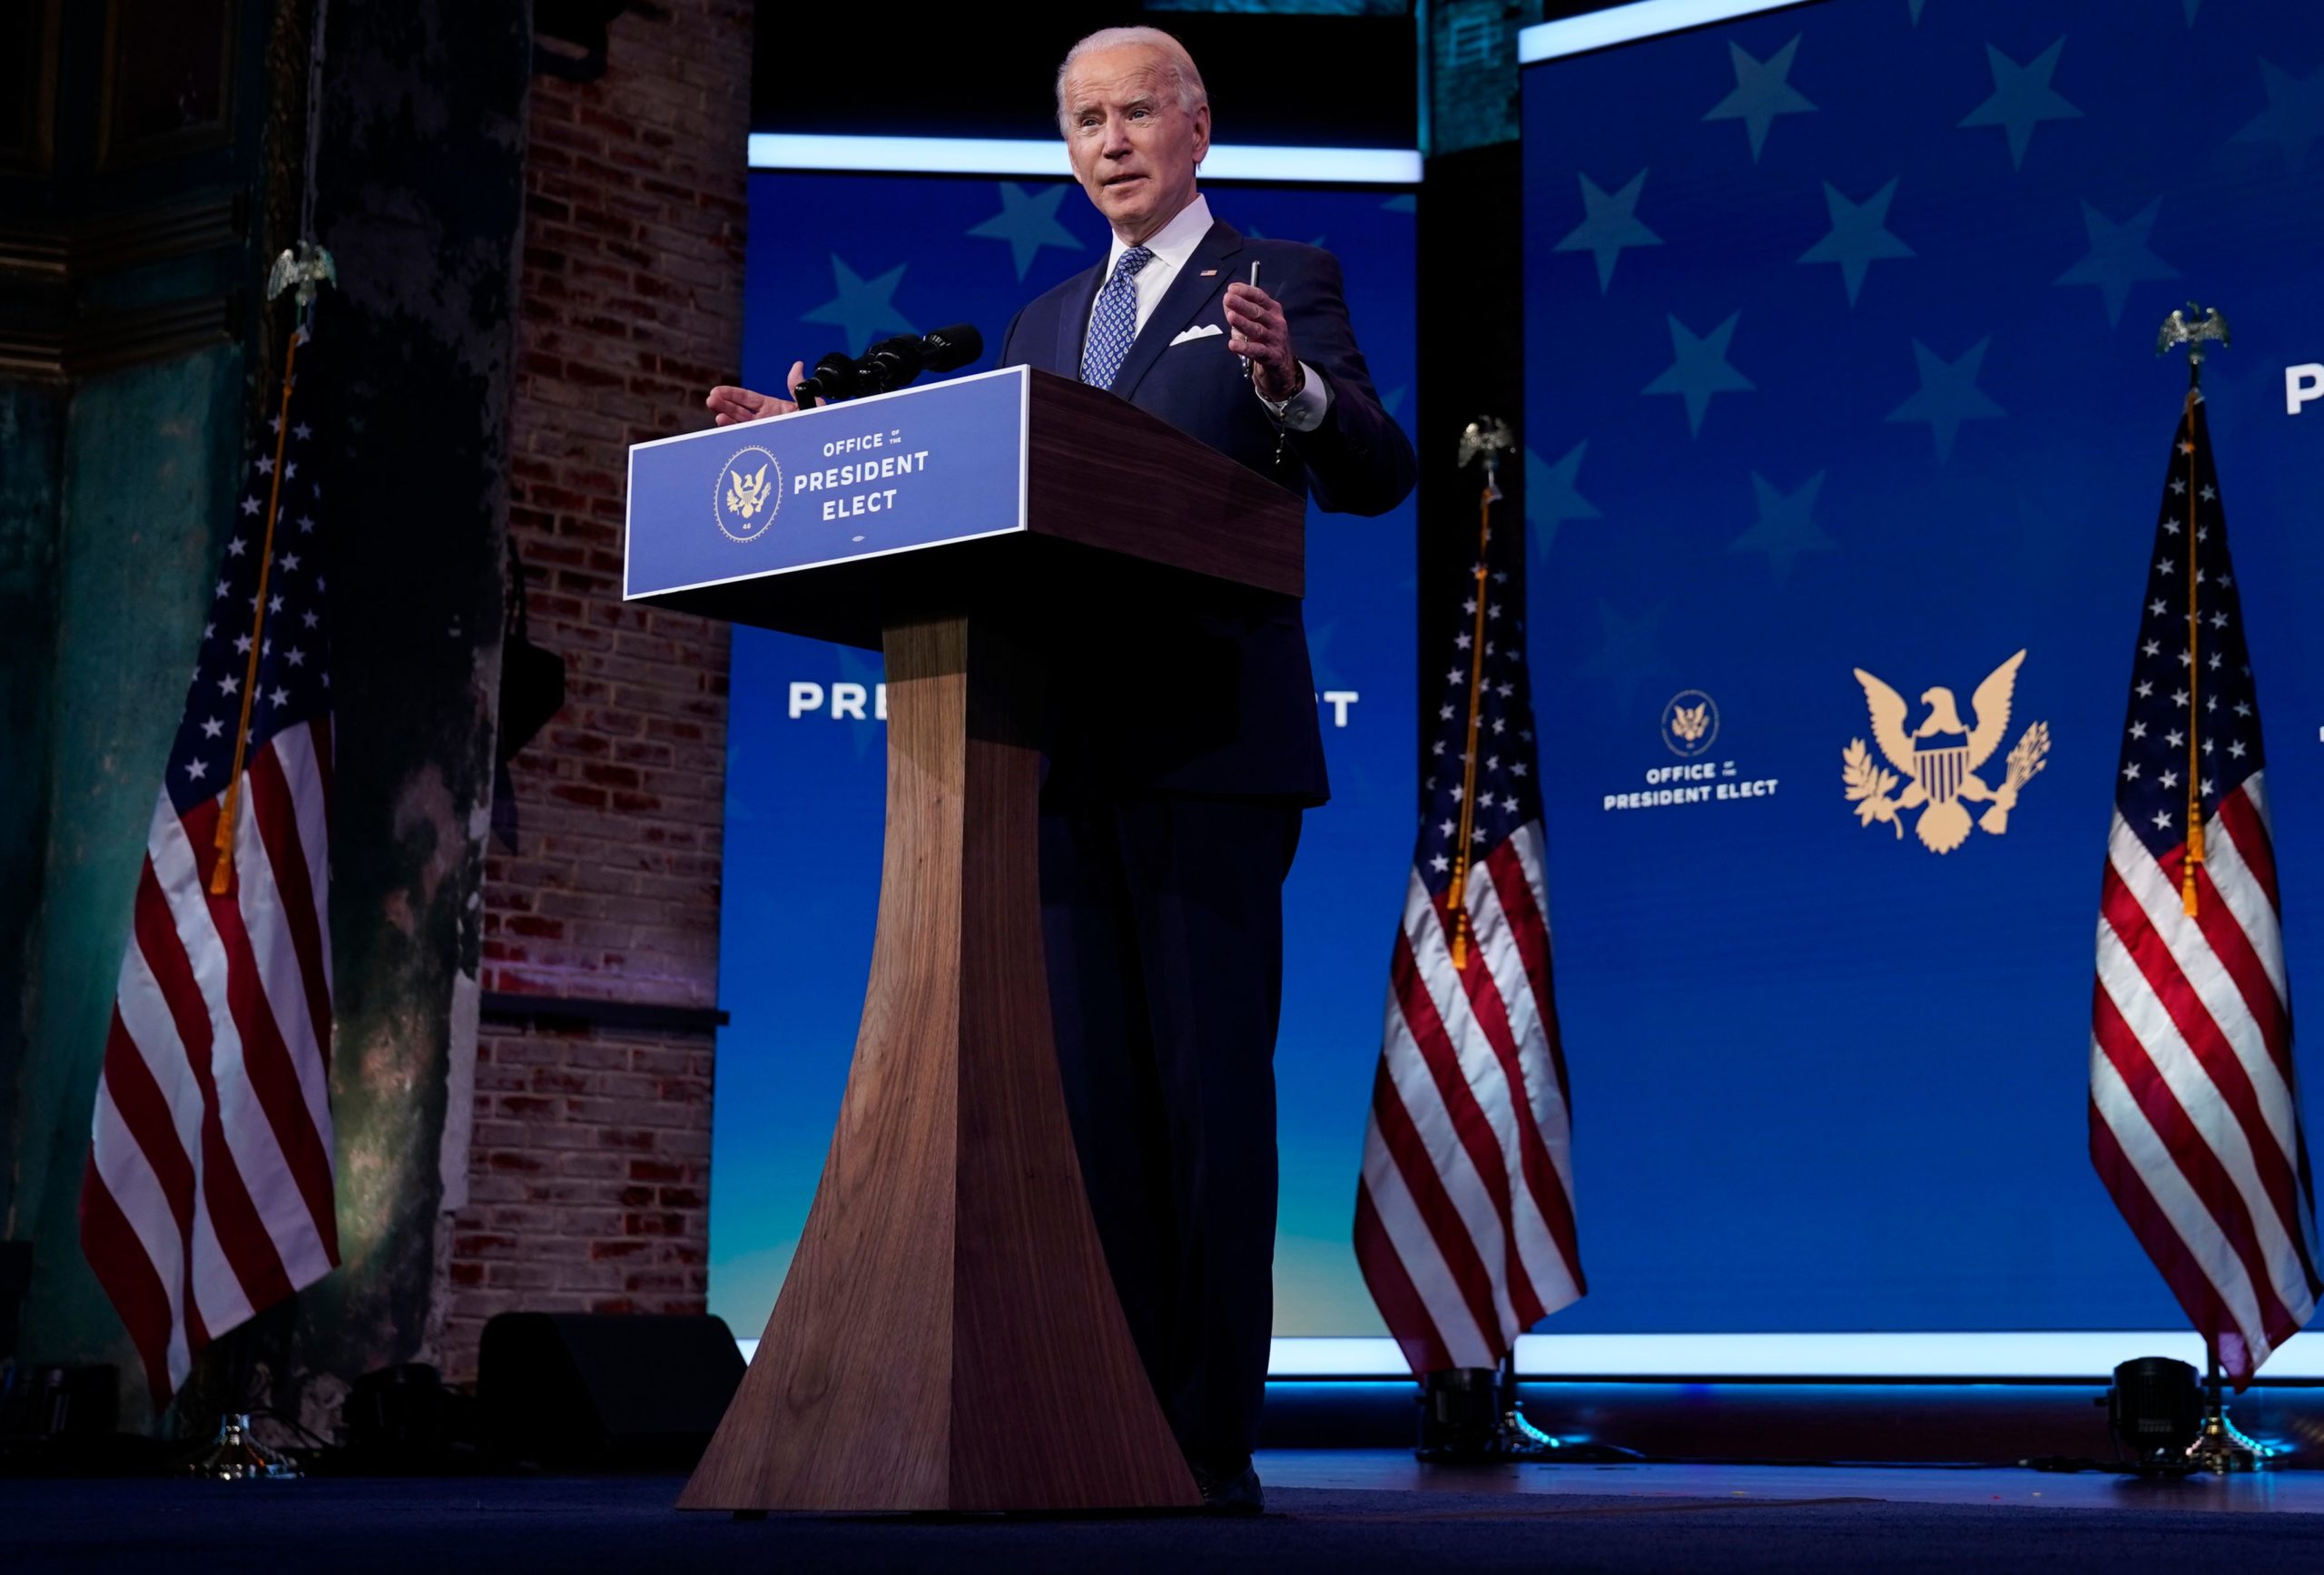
[792,349,863,406]
[855,335,927,397]
[852,324,986,397]
[919,322,982,373]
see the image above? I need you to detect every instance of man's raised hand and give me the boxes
[1224,282,1303,404]
[705,359,812,425]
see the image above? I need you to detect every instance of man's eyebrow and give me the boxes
[1068,86,1163,116]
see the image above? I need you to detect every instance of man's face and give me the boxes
[1061,46,1210,243]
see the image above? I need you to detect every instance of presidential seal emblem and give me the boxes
[714,445,783,542]
[1842,649,2050,854]
[1660,689,1718,758]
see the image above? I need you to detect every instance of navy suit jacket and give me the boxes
[1000,219,1415,804]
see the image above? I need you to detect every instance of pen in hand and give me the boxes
[1240,261,1259,379]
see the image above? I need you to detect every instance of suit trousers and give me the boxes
[1039,790,1304,1473]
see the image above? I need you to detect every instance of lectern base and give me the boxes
[678,615,1198,1513]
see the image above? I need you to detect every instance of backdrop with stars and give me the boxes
[710,172,1418,1340]
[1522,0,2324,1333]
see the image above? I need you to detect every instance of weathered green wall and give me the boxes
[10,348,244,1387]
[281,0,529,1429]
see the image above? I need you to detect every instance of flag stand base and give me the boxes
[2184,1408,2270,1473]
[2174,1344,2276,1475]
[2187,1353,2275,1474]
[189,1414,302,1481]
[1414,1361,1643,1466]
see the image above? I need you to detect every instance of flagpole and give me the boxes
[2155,303,2225,919]
[209,327,304,895]
[1444,467,1497,970]
[2179,378,2201,919]
[207,244,337,896]
[1444,418,1515,971]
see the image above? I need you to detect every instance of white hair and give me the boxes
[1053,26,1209,136]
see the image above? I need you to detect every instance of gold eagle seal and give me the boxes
[714,444,783,542]
[1843,650,2050,854]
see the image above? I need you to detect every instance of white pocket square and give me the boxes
[1167,323,1225,347]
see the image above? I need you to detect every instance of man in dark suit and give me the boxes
[707,25,1413,1513]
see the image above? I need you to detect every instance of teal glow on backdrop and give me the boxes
[711,172,1417,1339]
[1521,0,2324,1332]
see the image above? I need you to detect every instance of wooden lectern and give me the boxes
[623,367,1304,1511]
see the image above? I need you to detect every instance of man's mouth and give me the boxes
[1104,173,1145,190]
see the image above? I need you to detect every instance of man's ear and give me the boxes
[1189,101,1211,167]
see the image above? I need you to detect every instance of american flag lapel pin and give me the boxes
[1198,269,1218,277]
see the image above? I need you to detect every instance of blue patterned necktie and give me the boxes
[1079,245,1155,391]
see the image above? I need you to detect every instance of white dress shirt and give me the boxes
[1088,192,1331,432]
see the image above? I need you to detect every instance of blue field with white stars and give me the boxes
[1522,0,2324,1334]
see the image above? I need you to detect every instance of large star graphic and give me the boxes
[1554,169,1661,292]
[1959,39,2083,170]
[801,254,917,352]
[1525,441,1600,559]
[1909,0,1928,22]
[1642,312,1754,438]
[1582,600,1666,713]
[1887,338,2005,464]
[964,182,1085,281]
[2054,197,2178,328]
[2231,58,2324,176]
[1729,469,1836,584]
[1797,178,1914,306]
[2184,0,2204,24]
[1704,35,1816,162]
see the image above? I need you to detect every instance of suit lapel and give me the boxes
[1051,261,1107,379]
[1108,221,1245,403]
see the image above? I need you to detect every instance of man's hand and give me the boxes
[705,359,812,425]
[1224,282,1303,404]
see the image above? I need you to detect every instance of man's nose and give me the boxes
[1101,114,1135,156]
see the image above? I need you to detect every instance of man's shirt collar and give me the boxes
[1105,192,1214,275]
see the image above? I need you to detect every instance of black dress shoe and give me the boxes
[1189,1462,1265,1516]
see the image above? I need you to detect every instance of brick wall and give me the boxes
[438,0,753,1382]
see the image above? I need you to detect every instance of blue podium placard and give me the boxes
[624,365,1030,602]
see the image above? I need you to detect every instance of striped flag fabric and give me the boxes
[79,327,340,1407]
[1354,475,1585,1374]
[2091,389,2320,1389]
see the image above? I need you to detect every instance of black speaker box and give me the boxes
[478,1312,743,1468]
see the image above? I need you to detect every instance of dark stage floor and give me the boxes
[9,1451,2324,1573]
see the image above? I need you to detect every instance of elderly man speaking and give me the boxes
[707,26,1413,1513]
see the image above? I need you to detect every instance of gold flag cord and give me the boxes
[1445,477,1495,971]
[2181,388,2201,920]
[209,328,303,897]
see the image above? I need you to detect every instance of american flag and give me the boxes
[1354,471,1585,1373]
[2091,389,2319,1389]
[78,327,340,1407]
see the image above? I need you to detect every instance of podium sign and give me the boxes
[625,366,1029,601]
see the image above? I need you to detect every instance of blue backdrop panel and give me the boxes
[1522,0,2324,1332]
[713,172,1417,1339]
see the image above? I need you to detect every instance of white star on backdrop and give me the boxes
[2053,197,2177,327]
[1643,311,1755,437]
[1704,35,1816,162]
[802,254,917,352]
[964,182,1085,280]
[1886,338,2004,463]
[1553,170,1661,292]
[1798,178,1914,306]
[1959,38,2083,169]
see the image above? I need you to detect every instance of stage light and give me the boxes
[2105,1356,2203,1473]
[746,133,1422,185]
